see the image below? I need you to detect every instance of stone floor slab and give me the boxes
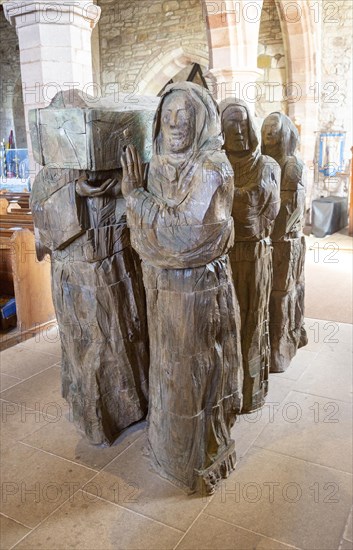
[255,391,352,473]
[277,349,319,381]
[343,507,353,542]
[0,318,351,549]
[14,490,182,550]
[0,373,21,392]
[18,326,62,358]
[0,345,58,380]
[83,434,211,532]
[0,441,95,528]
[0,514,31,550]
[294,349,352,403]
[176,513,298,550]
[0,366,67,417]
[0,399,50,441]
[339,539,353,550]
[233,375,294,459]
[205,447,353,550]
[21,414,146,471]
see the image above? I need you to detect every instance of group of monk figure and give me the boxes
[30,82,307,495]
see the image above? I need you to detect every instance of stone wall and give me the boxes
[0,7,26,147]
[320,0,352,164]
[259,0,283,46]
[97,0,208,96]
[1,0,352,163]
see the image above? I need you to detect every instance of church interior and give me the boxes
[0,1,352,549]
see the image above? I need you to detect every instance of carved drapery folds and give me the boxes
[220,98,281,411]
[262,112,308,373]
[30,90,153,445]
[122,83,243,494]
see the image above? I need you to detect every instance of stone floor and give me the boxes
[304,228,353,324]
[0,318,352,550]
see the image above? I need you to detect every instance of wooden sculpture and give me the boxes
[220,98,281,412]
[30,90,152,445]
[262,112,308,372]
[121,82,243,494]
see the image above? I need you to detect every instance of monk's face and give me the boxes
[223,106,250,154]
[160,93,195,154]
[262,113,282,148]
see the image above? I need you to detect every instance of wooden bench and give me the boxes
[0,194,56,350]
[7,204,31,214]
[0,198,34,231]
[0,192,30,210]
[0,219,34,231]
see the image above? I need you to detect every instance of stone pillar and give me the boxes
[208,68,263,114]
[3,0,101,178]
[204,0,263,113]
[276,0,321,196]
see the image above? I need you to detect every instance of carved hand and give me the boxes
[121,145,144,198]
[35,239,51,262]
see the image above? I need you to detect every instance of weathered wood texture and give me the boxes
[29,90,156,170]
[262,112,308,373]
[220,99,281,412]
[31,166,149,445]
[30,91,151,445]
[122,83,243,494]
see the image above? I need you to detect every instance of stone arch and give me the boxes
[203,0,264,70]
[275,0,320,163]
[275,0,319,93]
[137,45,209,95]
[201,0,263,106]
[202,0,319,162]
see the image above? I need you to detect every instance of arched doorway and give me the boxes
[157,63,209,96]
[202,0,319,165]
[137,45,209,96]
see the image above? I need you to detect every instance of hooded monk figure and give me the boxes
[121,82,243,494]
[262,112,308,372]
[220,98,280,412]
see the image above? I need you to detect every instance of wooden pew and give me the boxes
[0,222,56,350]
[7,206,31,214]
[0,196,34,233]
[0,196,31,213]
[1,220,34,230]
[0,193,30,209]
[0,198,9,215]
